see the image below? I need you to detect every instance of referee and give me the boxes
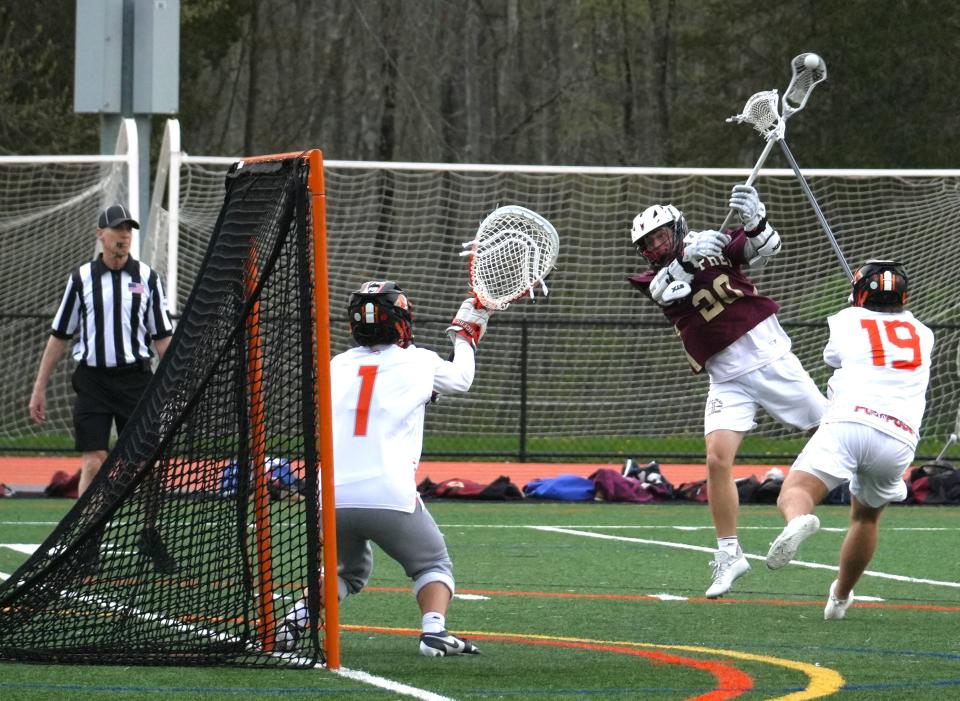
[29,203,176,571]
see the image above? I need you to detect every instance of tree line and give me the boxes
[1,0,958,169]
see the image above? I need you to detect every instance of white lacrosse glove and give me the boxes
[729,184,767,232]
[446,297,491,350]
[649,259,693,306]
[682,230,730,265]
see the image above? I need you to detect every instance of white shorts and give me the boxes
[703,352,826,436]
[791,421,913,508]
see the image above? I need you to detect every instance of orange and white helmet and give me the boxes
[348,280,413,347]
[851,260,908,308]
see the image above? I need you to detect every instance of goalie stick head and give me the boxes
[631,204,688,268]
[851,260,908,310]
[348,280,414,347]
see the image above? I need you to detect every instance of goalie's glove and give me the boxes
[649,259,693,306]
[682,229,730,266]
[446,297,491,350]
[729,184,767,233]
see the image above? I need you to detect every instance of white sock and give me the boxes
[717,536,741,557]
[285,599,309,628]
[421,611,446,634]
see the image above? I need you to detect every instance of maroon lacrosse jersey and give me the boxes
[627,231,779,372]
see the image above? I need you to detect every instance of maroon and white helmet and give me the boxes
[630,204,689,268]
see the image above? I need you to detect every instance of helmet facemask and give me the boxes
[348,281,414,347]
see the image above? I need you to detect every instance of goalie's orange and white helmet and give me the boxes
[348,280,413,347]
[851,260,908,309]
[630,204,688,268]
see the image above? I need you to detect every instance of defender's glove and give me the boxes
[446,297,491,350]
[649,259,693,306]
[729,184,767,232]
[682,229,730,265]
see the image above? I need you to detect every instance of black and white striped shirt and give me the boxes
[51,255,174,367]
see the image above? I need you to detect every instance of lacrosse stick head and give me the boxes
[461,205,559,310]
[783,53,827,116]
[726,89,784,142]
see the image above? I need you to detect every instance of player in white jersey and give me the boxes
[764,261,934,620]
[277,281,490,656]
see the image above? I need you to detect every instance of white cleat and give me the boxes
[705,551,751,598]
[275,620,303,652]
[824,579,854,620]
[766,514,820,570]
[418,630,480,657]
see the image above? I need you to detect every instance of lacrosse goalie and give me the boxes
[276,281,487,656]
[766,261,934,620]
[627,185,826,598]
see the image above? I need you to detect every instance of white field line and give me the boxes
[0,556,454,700]
[6,521,960,532]
[333,667,458,701]
[532,526,960,589]
[439,524,960,532]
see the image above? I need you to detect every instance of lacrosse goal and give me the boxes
[0,150,340,668]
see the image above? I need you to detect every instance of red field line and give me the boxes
[346,624,754,701]
[0,455,786,491]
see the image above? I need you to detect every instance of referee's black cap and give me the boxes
[98,204,140,230]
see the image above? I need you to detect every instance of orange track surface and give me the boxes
[0,455,788,492]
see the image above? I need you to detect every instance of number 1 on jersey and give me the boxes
[354,365,378,435]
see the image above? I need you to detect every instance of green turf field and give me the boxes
[1,499,959,700]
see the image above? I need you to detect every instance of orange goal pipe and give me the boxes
[246,258,276,651]
[306,149,340,669]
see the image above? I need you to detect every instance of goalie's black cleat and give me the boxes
[418,630,480,657]
[275,620,303,652]
[137,527,179,574]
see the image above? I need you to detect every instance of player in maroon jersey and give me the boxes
[627,185,826,598]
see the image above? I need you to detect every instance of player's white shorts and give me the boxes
[791,421,913,508]
[703,352,826,436]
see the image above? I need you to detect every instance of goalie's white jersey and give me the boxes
[822,306,934,449]
[330,341,474,511]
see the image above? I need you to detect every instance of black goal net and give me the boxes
[0,155,327,667]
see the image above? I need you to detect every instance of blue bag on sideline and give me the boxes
[523,474,596,501]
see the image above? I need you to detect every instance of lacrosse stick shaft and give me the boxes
[720,139,776,230]
[777,139,853,281]
[935,433,958,462]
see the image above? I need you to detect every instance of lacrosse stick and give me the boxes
[720,52,827,231]
[728,89,852,280]
[460,205,560,310]
[935,433,959,463]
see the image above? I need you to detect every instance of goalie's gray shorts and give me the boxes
[335,500,454,600]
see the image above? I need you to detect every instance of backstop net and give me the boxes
[0,150,339,668]
[138,125,960,462]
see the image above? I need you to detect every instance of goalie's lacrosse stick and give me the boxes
[460,205,560,310]
[720,52,827,231]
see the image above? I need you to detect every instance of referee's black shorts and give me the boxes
[72,363,153,452]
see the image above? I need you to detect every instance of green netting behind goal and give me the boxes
[0,156,325,667]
